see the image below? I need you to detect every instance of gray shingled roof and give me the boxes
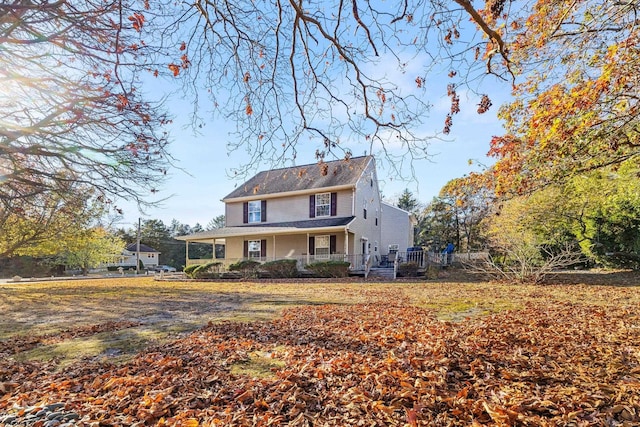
[223,156,373,200]
[176,216,356,241]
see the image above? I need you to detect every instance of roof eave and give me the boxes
[176,222,356,242]
[222,183,356,203]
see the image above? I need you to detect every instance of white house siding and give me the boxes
[381,202,412,255]
[224,189,354,226]
[124,252,159,266]
[345,159,382,261]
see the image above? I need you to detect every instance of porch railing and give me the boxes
[184,250,489,273]
[186,253,371,271]
[184,251,453,271]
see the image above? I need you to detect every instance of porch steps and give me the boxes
[367,267,395,280]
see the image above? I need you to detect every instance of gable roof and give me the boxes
[125,243,159,253]
[223,156,373,200]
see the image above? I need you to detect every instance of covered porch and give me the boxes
[175,217,371,271]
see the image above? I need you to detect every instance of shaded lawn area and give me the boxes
[0,272,639,425]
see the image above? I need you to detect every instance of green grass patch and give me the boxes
[230,351,287,379]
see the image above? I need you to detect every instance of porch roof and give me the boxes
[175,216,356,242]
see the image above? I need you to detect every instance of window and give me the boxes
[310,192,336,218]
[315,235,330,259]
[316,193,331,217]
[248,200,261,223]
[248,240,262,258]
[244,200,267,223]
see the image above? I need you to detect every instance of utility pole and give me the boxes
[136,217,141,275]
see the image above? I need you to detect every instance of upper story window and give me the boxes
[316,193,331,217]
[309,192,337,218]
[248,200,261,223]
[243,200,267,223]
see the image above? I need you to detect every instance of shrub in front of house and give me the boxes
[189,262,223,279]
[305,260,350,278]
[183,264,199,277]
[228,259,261,278]
[261,259,299,278]
[397,261,420,277]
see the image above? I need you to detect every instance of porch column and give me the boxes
[344,230,349,255]
[212,239,215,259]
[273,235,276,261]
[186,241,189,262]
[306,233,310,266]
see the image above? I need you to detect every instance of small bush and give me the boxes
[183,264,199,277]
[190,262,223,279]
[261,259,299,278]
[228,259,261,278]
[305,260,350,278]
[397,261,420,277]
[425,263,441,280]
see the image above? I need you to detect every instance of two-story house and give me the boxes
[176,156,413,271]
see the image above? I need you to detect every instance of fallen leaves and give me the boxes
[0,291,639,426]
[0,321,141,357]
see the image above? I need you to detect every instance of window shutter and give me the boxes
[261,200,267,222]
[309,195,316,218]
[243,202,248,223]
[261,239,267,257]
[309,236,315,255]
[330,192,337,216]
[243,240,248,258]
[330,235,337,254]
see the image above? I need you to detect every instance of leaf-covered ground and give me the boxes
[1,275,639,426]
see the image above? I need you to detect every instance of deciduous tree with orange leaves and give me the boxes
[481,0,640,195]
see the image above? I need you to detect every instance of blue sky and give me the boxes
[116,84,508,229]
[115,27,512,229]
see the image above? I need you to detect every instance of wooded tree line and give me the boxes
[0,215,226,278]
[401,157,640,270]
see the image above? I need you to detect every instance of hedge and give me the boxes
[305,260,350,278]
[261,259,299,278]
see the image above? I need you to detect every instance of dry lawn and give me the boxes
[0,270,639,425]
